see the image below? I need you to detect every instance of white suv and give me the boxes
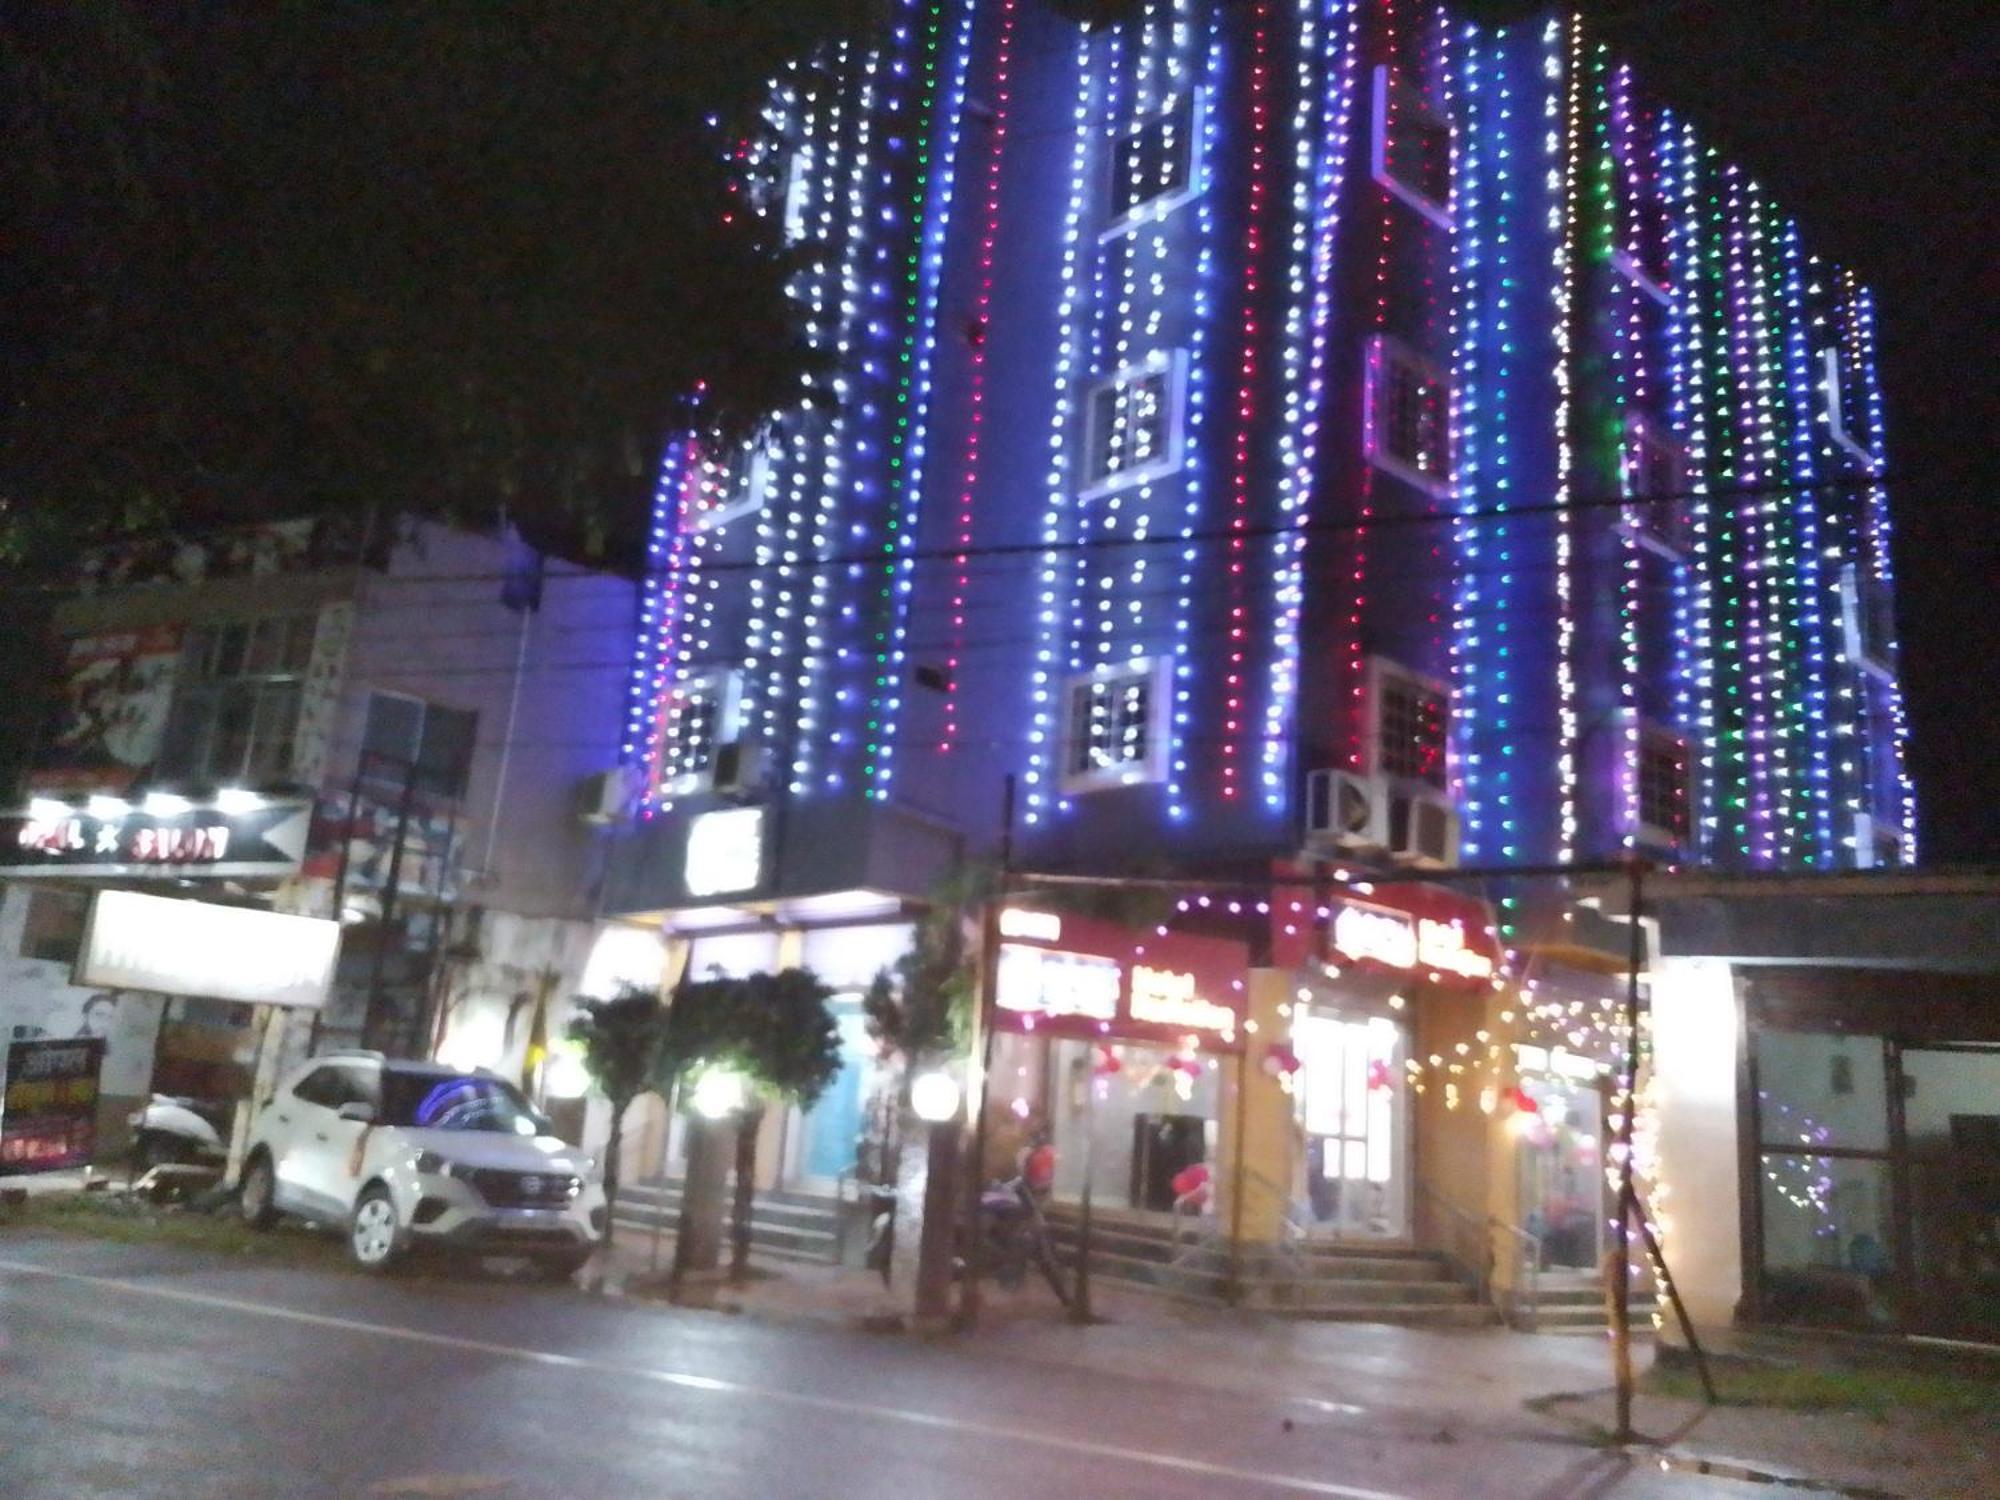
[239,1052,605,1277]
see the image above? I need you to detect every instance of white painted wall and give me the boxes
[0,883,167,1102]
[1649,957,1745,1336]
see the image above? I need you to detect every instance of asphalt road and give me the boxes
[0,1233,1788,1499]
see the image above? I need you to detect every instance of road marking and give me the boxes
[1,1256,1408,1500]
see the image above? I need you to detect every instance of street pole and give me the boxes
[362,758,420,1053]
[1611,856,1645,1443]
[1072,1063,1095,1323]
[959,773,1015,1331]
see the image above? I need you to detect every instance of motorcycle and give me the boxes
[127,1095,230,1171]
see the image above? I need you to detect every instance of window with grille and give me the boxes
[1373,665,1449,790]
[1105,92,1200,231]
[1371,66,1452,228]
[1623,416,1692,555]
[659,671,740,794]
[1364,337,1451,492]
[1820,347,1874,464]
[1839,563,1895,674]
[1082,354,1186,493]
[360,692,479,799]
[686,435,776,533]
[157,612,319,785]
[1061,661,1165,792]
[1635,724,1692,846]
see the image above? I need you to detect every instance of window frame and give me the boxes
[1363,335,1453,496]
[359,690,480,800]
[660,668,745,796]
[1820,347,1876,465]
[689,436,778,535]
[1622,412,1693,559]
[1078,350,1189,499]
[1838,562,1896,681]
[1366,657,1451,792]
[1631,718,1695,850]
[19,888,90,968]
[1370,65,1453,231]
[158,611,320,786]
[1058,657,1170,795]
[1100,89,1205,240]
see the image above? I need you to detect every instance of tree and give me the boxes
[566,985,666,1234]
[653,968,839,1288]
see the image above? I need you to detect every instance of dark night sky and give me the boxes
[1584,0,1998,861]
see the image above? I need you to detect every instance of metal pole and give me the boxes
[1072,1062,1095,1323]
[362,759,419,1053]
[1612,857,1645,1443]
[1633,1186,1718,1404]
[959,773,1015,1331]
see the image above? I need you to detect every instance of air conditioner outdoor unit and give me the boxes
[710,739,768,800]
[1384,788,1460,869]
[1304,769,1385,852]
[578,767,636,825]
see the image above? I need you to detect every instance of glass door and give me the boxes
[1515,1073,1606,1273]
[1295,1013,1409,1239]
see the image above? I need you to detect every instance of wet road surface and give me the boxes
[0,1233,1795,1498]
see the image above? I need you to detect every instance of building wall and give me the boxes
[623,0,1912,905]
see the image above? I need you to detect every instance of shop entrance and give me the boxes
[1514,1070,1606,1273]
[1048,1039,1221,1216]
[1295,1013,1409,1240]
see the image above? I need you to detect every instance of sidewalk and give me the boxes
[597,1232,1998,1499]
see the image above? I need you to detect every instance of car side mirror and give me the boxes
[336,1101,376,1125]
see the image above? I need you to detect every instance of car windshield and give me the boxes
[378,1072,548,1135]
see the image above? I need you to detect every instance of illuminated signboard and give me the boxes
[1329,902,1497,983]
[0,798,312,881]
[1127,965,1236,1037]
[1,1038,106,1175]
[684,807,765,898]
[78,891,341,1009]
[997,945,1120,1024]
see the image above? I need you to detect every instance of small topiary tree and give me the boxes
[566,984,666,1234]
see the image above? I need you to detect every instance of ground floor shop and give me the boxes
[1644,873,2000,1345]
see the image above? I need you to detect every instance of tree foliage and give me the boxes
[659,968,841,1110]
[565,982,667,1214]
[1,1,869,569]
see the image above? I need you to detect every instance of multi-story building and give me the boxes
[601,0,1919,1309]
[1,517,638,1155]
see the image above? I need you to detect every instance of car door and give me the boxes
[307,1063,380,1216]
[269,1065,344,1218]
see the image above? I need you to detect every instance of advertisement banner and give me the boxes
[76,891,341,1010]
[991,910,1248,1051]
[0,1038,107,1175]
[28,628,184,795]
[0,798,314,881]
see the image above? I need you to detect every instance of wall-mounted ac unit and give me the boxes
[1384,788,1460,869]
[710,739,768,800]
[1305,769,1385,852]
[578,767,636,825]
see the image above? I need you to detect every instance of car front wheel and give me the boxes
[349,1186,405,1272]
[239,1152,278,1230]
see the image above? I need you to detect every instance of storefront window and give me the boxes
[1756,1031,1888,1152]
[1295,1014,1408,1239]
[1515,1072,1605,1272]
[1900,1047,2000,1336]
[1047,1039,1219,1214]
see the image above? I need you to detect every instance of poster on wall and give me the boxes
[28,627,184,795]
[0,1037,107,1175]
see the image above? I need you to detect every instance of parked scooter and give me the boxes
[127,1095,230,1171]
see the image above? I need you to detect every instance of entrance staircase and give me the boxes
[1042,1204,1495,1327]
[1520,1272,1660,1335]
[612,1177,848,1266]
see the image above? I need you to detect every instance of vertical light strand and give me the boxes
[1024,26,1100,825]
[1543,11,1583,861]
[1448,18,1486,855]
[1218,0,1276,801]
[937,0,1019,753]
[869,0,975,799]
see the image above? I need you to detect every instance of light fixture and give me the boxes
[86,795,130,822]
[910,1069,961,1124]
[690,1067,748,1121]
[214,787,263,815]
[143,792,193,818]
[27,797,71,824]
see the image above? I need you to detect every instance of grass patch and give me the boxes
[0,1192,347,1267]
[1647,1360,2000,1418]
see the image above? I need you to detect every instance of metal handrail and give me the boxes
[1414,1179,1494,1306]
[1491,1216,1542,1331]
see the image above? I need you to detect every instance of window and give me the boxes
[659,670,742,795]
[1081,353,1187,494]
[1820,347,1874,464]
[1364,337,1451,493]
[1623,415,1692,556]
[1104,92,1201,233]
[687,435,777,533]
[1839,563,1895,675]
[1061,660,1166,792]
[1635,723,1692,847]
[19,889,88,966]
[1370,662,1449,790]
[361,692,479,799]
[1371,66,1452,229]
[157,612,319,785]
[1854,813,1904,869]
[780,146,814,244]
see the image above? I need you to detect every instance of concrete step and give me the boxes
[615,1179,846,1264]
